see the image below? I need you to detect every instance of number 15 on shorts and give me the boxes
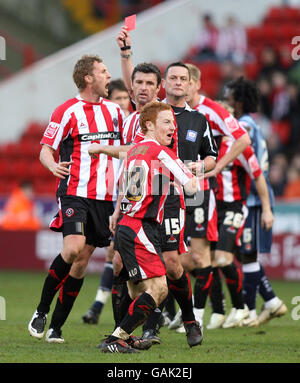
[164,218,180,235]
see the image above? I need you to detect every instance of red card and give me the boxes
[125,14,136,31]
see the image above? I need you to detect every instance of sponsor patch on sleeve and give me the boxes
[44,122,60,139]
[224,115,240,133]
[248,154,261,175]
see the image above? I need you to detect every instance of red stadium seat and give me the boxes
[34,178,57,195]
[246,27,262,45]
[271,121,291,145]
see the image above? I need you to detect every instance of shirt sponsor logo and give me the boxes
[225,115,240,133]
[44,122,60,139]
[186,130,197,142]
[78,132,121,141]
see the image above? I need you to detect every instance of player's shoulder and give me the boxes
[203,96,231,118]
[102,98,123,112]
[188,107,208,123]
[239,114,257,135]
[239,114,256,128]
[124,110,139,122]
[52,97,79,118]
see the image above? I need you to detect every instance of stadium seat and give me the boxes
[271,121,291,145]
[33,178,57,195]
[246,27,262,45]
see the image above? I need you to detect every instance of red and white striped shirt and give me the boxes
[122,111,140,145]
[216,139,262,203]
[120,140,194,224]
[194,95,248,190]
[194,95,247,140]
[41,96,125,201]
[126,107,183,208]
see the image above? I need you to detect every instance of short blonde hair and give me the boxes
[216,100,234,115]
[185,63,201,82]
[139,101,172,134]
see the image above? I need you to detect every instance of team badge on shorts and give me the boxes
[65,208,75,217]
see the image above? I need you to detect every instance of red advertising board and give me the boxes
[0,229,106,273]
[261,234,300,280]
[1,229,300,280]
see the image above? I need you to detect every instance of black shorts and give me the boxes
[159,195,187,254]
[60,195,114,248]
[240,206,273,255]
[114,215,166,283]
[211,200,247,253]
[184,189,218,245]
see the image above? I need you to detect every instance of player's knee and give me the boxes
[166,264,183,280]
[164,252,182,279]
[147,276,168,306]
[62,240,86,263]
[192,251,211,268]
[106,241,115,262]
[157,280,168,304]
[215,253,232,267]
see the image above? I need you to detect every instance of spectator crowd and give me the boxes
[186,12,300,199]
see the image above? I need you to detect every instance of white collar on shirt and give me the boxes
[161,98,193,113]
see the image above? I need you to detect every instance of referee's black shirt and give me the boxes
[172,104,218,164]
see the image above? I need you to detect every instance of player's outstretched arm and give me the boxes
[40,144,73,179]
[88,143,132,159]
[187,156,216,175]
[183,175,198,196]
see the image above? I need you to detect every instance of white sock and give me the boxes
[249,309,257,319]
[264,296,281,309]
[95,288,111,304]
[111,326,130,340]
[193,308,204,322]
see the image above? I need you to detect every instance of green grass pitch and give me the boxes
[0,270,299,364]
